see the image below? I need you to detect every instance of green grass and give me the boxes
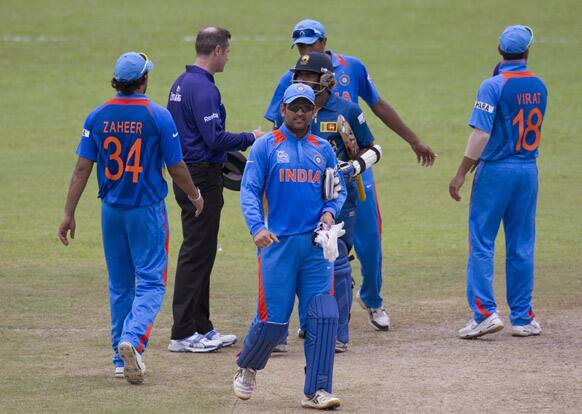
[1,0,581,412]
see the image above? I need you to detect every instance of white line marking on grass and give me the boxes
[1,35,67,43]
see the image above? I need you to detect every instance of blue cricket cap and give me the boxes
[114,52,154,82]
[291,19,326,47]
[283,83,315,105]
[499,25,534,54]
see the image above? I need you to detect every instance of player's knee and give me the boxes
[307,294,339,321]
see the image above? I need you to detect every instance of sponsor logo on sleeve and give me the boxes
[203,113,220,122]
[474,101,495,113]
[170,85,182,102]
[82,128,90,138]
[357,112,366,124]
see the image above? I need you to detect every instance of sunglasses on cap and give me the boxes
[292,28,323,40]
[287,101,315,113]
[523,26,534,49]
[138,52,150,76]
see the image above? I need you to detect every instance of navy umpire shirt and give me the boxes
[167,65,254,164]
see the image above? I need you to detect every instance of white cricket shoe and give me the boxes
[335,340,348,353]
[272,340,288,353]
[118,342,145,384]
[204,329,237,347]
[512,320,542,337]
[233,368,257,400]
[459,313,504,339]
[357,293,390,331]
[114,366,124,378]
[301,389,341,410]
[168,333,222,353]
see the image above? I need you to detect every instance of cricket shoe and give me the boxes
[118,342,145,384]
[168,333,222,353]
[301,389,341,410]
[272,340,288,353]
[204,329,237,347]
[335,340,348,353]
[233,367,257,400]
[357,293,390,331]
[458,312,504,339]
[114,366,124,378]
[512,320,542,337]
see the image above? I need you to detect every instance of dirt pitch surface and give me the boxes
[226,302,582,413]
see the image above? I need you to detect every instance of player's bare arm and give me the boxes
[167,160,204,217]
[371,98,436,167]
[253,229,279,248]
[58,156,94,246]
[448,157,477,202]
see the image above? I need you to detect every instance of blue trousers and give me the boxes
[467,159,538,326]
[102,201,168,367]
[353,168,384,308]
[252,233,333,325]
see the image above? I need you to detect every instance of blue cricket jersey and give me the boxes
[240,124,346,237]
[264,50,381,123]
[469,60,548,161]
[77,94,183,207]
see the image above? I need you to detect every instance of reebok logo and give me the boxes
[204,113,219,122]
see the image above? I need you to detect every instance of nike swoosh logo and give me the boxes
[172,132,179,137]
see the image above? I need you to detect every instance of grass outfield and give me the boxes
[1,0,581,412]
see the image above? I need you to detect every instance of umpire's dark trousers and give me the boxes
[171,163,224,340]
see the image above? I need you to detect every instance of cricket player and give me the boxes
[58,52,203,383]
[274,52,383,352]
[449,25,547,339]
[233,83,346,409]
[265,19,436,332]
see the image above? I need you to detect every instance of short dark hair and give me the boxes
[501,51,527,60]
[195,26,231,55]
[111,74,147,95]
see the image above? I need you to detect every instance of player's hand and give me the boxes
[449,174,465,202]
[320,212,335,228]
[253,229,279,248]
[188,190,204,217]
[58,214,76,246]
[411,141,437,167]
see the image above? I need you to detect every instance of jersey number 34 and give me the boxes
[103,137,143,183]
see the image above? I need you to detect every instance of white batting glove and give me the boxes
[314,222,346,262]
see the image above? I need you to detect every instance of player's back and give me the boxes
[483,72,547,161]
[87,96,172,207]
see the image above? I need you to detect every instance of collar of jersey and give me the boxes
[279,123,312,142]
[319,92,339,111]
[186,65,215,82]
[114,93,148,99]
[497,59,528,73]
[327,50,340,67]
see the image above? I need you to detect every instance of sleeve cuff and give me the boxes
[251,225,266,238]
[322,207,336,217]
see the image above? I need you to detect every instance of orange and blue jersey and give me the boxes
[469,59,547,161]
[77,92,178,368]
[77,93,183,207]
[466,59,548,326]
[264,50,380,123]
[240,124,346,238]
